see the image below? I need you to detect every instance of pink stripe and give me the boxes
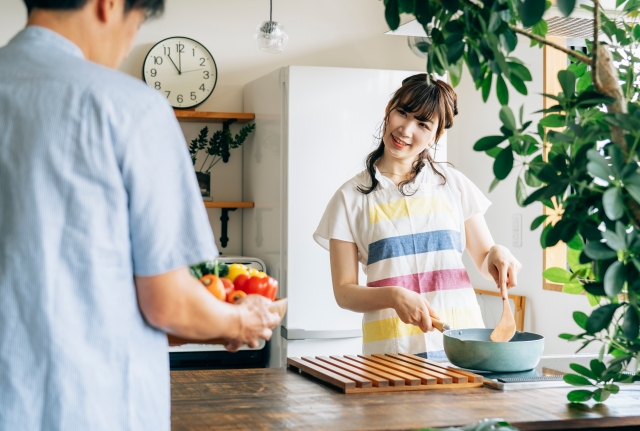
[367,268,472,293]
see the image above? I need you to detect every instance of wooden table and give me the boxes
[171,368,640,431]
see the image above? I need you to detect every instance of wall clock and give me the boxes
[142,36,218,109]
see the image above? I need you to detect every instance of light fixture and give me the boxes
[254,0,289,54]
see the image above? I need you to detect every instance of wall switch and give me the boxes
[512,214,522,247]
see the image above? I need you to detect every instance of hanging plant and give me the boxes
[189,123,256,173]
[382,0,640,402]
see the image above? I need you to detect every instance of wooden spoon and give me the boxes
[490,285,516,342]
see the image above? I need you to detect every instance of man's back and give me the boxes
[0,26,215,431]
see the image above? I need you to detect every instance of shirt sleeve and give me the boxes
[118,98,218,276]
[313,187,356,251]
[449,168,492,221]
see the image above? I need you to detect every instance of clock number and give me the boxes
[190,92,197,101]
[163,46,170,55]
[200,58,206,67]
[165,91,170,99]
[203,71,210,79]
[176,43,185,53]
[177,94,184,103]
[150,69,157,77]
[199,84,205,92]
[153,56,163,65]
[192,48,195,56]
[154,81,161,90]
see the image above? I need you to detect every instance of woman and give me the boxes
[313,74,522,359]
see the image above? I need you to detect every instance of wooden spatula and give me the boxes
[490,284,516,342]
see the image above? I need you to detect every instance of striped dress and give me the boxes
[314,164,490,357]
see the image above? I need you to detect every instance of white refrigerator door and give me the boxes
[283,66,429,362]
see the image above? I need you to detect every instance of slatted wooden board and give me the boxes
[287,353,483,394]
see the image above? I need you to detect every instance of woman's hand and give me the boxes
[486,244,522,299]
[391,287,440,332]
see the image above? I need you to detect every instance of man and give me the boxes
[0,1,280,430]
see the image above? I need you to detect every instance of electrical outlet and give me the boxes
[512,214,522,247]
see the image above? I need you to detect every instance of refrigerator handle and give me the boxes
[280,326,362,340]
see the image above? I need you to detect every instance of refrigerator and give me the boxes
[242,66,447,368]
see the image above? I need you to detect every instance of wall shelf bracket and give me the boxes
[219,208,238,248]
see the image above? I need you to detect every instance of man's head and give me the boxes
[25,0,164,69]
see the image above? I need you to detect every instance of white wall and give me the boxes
[1,0,594,354]
[448,36,596,354]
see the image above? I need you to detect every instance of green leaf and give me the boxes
[587,293,601,306]
[499,30,518,54]
[525,169,543,187]
[543,267,574,283]
[497,75,509,105]
[493,147,514,180]
[539,114,565,127]
[384,0,400,30]
[499,106,517,131]
[602,229,626,251]
[508,62,533,82]
[531,214,548,230]
[626,184,640,203]
[622,306,639,340]
[558,69,576,97]
[567,389,593,403]
[448,57,464,87]
[586,162,611,184]
[586,304,620,334]
[574,311,588,330]
[508,73,528,95]
[398,0,415,13]
[557,0,576,16]
[447,41,465,64]
[414,0,432,25]
[516,176,527,206]
[566,235,584,250]
[604,384,620,394]
[486,146,502,158]
[482,74,492,103]
[559,333,575,340]
[563,281,585,294]
[590,359,606,378]
[474,135,507,151]
[564,374,593,386]
[520,0,546,27]
[489,177,501,192]
[593,388,611,403]
[441,0,460,13]
[603,187,625,220]
[570,363,597,379]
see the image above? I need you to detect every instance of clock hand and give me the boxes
[178,43,182,74]
[181,68,204,73]
[167,54,181,75]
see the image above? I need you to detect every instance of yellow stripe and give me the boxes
[369,196,452,224]
[362,317,424,343]
[362,307,484,344]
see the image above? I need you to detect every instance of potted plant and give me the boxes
[188,123,256,199]
[381,0,640,402]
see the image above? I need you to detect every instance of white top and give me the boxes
[313,164,492,268]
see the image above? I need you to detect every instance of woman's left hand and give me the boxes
[486,245,522,299]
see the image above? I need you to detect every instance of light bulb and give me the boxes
[254,21,289,54]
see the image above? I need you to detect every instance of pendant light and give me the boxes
[254,0,288,54]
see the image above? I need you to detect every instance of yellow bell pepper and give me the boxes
[225,263,249,282]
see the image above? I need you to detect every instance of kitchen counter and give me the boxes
[170,367,640,431]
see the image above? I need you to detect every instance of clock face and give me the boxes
[142,37,217,109]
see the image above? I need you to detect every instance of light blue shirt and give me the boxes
[0,27,217,431]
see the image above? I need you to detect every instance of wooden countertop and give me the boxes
[171,368,640,431]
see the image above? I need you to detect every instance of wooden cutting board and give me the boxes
[287,353,483,394]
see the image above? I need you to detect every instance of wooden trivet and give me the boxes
[287,353,483,394]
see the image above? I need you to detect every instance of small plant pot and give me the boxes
[196,172,211,199]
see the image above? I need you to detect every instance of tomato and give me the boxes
[227,290,247,304]
[199,275,225,301]
[244,276,270,297]
[221,277,234,296]
[266,277,278,301]
[234,274,250,292]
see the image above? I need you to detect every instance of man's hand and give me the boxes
[223,295,280,352]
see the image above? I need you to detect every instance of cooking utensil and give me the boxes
[442,328,544,372]
[490,286,516,342]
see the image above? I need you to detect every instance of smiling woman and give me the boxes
[314,73,522,359]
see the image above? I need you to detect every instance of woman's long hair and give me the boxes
[358,74,458,196]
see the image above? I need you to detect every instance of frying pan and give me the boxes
[433,320,545,373]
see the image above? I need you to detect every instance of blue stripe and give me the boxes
[367,230,461,265]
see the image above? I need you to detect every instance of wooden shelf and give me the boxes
[203,201,254,209]
[174,110,255,124]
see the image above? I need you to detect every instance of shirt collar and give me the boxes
[373,164,426,189]
[11,26,85,59]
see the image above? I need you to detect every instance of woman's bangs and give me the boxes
[394,85,440,122]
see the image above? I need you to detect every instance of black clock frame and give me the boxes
[142,36,218,110]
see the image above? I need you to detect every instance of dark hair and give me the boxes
[358,73,458,196]
[23,0,164,18]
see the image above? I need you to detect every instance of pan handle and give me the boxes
[432,318,451,332]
